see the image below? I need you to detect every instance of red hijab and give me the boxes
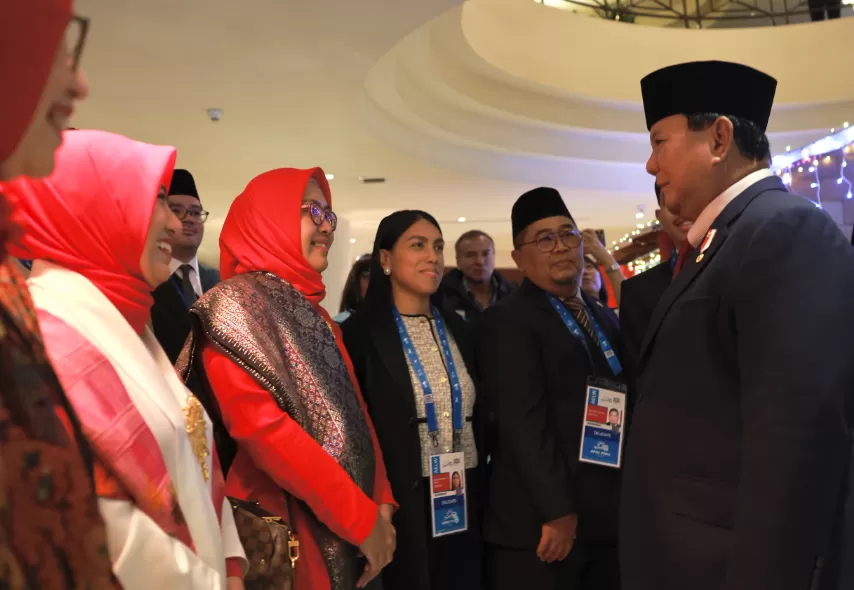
[0,0,69,164]
[0,0,71,259]
[220,167,331,306]
[3,129,177,334]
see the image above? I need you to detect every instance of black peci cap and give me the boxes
[511,187,575,239]
[168,169,200,201]
[641,60,777,132]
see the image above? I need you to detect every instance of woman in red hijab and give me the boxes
[5,129,247,589]
[0,2,111,588]
[178,168,397,590]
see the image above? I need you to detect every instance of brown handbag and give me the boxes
[229,496,300,590]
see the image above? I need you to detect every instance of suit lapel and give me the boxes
[199,265,220,293]
[522,281,593,366]
[637,175,785,369]
[154,276,190,314]
[367,310,419,417]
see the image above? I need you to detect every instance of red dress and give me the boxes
[202,336,395,590]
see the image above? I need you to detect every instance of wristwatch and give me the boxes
[605,262,621,273]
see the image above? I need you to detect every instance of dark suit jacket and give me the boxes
[438,269,515,323]
[476,279,625,549]
[619,259,672,384]
[151,263,220,364]
[620,175,854,590]
[341,306,485,590]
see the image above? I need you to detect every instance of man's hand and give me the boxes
[537,514,577,563]
[581,229,617,267]
[226,576,244,590]
[357,506,396,588]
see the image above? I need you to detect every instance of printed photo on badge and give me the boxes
[430,452,468,537]
[579,385,627,469]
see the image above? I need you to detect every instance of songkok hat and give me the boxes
[641,61,777,132]
[512,187,574,239]
[168,169,200,201]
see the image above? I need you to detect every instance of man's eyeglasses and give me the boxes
[301,202,337,231]
[518,228,582,253]
[64,16,90,72]
[169,204,210,223]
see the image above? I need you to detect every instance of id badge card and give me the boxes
[579,377,628,469]
[429,452,468,537]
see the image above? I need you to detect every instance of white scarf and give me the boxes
[28,260,229,586]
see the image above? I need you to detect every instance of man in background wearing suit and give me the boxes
[151,169,220,363]
[478,187,624,590]
[621,60,854,590]
[618,183,691,376]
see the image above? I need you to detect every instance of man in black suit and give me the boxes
[478,187,625,590]
[618,183,691,376]
[151,169,220,363]
[621,60,854,590]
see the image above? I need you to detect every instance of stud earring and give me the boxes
[384,268,391,276]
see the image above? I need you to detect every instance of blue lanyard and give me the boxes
[546,293,623,377]
[393,306,464,449]
[170,274,191,310]
[670,249,677,274]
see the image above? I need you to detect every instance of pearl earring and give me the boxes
[384,268,391,276]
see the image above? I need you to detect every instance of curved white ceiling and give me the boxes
[365,0,854,193]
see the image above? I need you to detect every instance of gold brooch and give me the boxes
[182,396,210,482]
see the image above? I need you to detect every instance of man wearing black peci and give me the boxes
[150,169,220,363]
[620,60,854,590]
[478,187,625,590]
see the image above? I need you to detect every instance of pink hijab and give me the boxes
[3,129,177,333]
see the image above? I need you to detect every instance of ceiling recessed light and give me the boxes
[457,217,467,223]
[325,173,335,181]
[349,238,356,243]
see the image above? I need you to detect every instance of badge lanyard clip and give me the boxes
[393,306,464,451]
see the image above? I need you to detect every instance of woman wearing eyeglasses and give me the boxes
[0,2,117,588]
[340,210,485,590]
[177,168,397,590]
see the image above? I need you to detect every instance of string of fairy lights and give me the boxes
[770,121,853,206]
[602,119,853,276]
[606,205,662,275]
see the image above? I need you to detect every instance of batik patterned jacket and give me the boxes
[0,259,117,589]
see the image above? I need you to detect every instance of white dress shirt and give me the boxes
[169,256,203,297]
[686,168,775,247]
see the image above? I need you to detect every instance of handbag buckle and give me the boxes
[288,532,300,569]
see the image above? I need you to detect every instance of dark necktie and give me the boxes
[179,264,198,304]
[564,297,599,347]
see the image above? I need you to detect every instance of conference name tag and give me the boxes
[579,378,628,469]
[429,452,468,537]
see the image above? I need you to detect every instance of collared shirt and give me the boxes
[462,274,500,312]
[169,256,202,298]
[686,168,775,247]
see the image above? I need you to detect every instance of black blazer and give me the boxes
[619,259,672,385]
[341,306,484,590]
[151,263,220,364]
[476,279,625,549]
[620,176,854,590]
